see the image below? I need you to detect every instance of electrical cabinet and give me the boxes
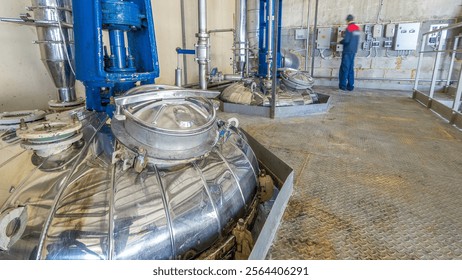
[394,22,421,50]
[385,23,396,38]
[316,27,332,49]
[427,24,448,46]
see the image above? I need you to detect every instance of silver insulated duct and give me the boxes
[234,0,247,75]
[246,0,260,72]
[33,0,79,109]
[0,86,259,260]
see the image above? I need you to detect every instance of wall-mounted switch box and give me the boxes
[295,29,308,40]
[385,23,396,38]
[373,24,383,38]
[362,41,370,50]
[337,26,346,42]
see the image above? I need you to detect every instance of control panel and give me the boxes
[316,27,332,49]
[394,22,421,51]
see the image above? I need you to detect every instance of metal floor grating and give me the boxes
[220,87,462,260]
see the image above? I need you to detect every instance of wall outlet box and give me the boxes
[385,23,396,38]
[295,29,308,40]
[373,24,383,38]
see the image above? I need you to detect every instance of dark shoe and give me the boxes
[339,87,347,91]
[347,87,354,91]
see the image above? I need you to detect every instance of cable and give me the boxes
[319,49,333,60]
[53,1,76,76]
[376,0,384,23]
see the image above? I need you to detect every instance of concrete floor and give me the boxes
[221,87,462,260]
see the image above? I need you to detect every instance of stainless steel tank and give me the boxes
[0,86,259,260]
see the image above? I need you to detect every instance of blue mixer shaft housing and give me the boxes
[72,0,160,113]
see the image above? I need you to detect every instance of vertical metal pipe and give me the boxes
[175,68,183,87]
[304,0,311,71]
[198,0,207,34]
[310,0,319,77]
[109,30,127,70]
[453,66,462,111]
[175,53,182,87]
[235,0,247,75]
[247,0,260,73]
[270,0,280,119]
[446,37,460,89]
[414,34,427,91]
[180,0,188,84]
[245,41,250,77]
[197,0,209,89]
[266,0,274,79]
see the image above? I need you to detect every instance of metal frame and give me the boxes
[72,0,160,113]
[221,93,331,119]
[241,130,294,260]
[413,22,462,129]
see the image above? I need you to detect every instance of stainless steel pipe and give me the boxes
[266,0,274,79]
[304,0,312,71]
[196,0,209,89]
[247,0,260,72]
[234,0,247,75]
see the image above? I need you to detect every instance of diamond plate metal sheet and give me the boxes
[220,88,462,260]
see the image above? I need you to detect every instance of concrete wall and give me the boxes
[0,1,57,111]
[280,0,462,90]
[282,0,462,27]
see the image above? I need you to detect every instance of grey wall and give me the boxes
[280,0,462,90]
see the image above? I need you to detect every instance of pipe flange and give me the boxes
[195,32,210,39]
[0,207,28,251]
[0,110,46,128]
[48,98,85,111]
[16,119,83,157]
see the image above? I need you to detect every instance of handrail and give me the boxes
[413,21,462,128]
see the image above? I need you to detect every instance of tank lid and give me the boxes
[126,98,214,134]
[112,85,221,164]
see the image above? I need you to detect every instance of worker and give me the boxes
[339,14,361,91]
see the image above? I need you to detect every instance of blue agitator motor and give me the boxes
[72,0,160,114]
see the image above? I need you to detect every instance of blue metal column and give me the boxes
[72,0,160,114]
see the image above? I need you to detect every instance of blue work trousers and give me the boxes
[339,53,356,91]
